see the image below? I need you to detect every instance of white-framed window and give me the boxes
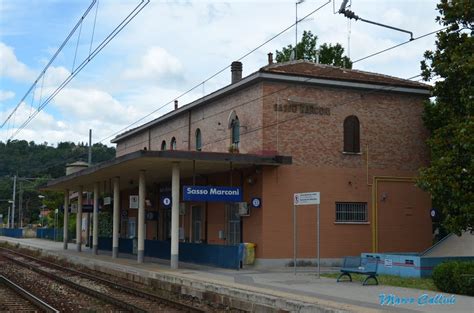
[335,202,368,222]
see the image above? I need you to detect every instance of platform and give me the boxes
[1,237,472,313]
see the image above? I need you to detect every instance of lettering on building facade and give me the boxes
[273,100,330,115]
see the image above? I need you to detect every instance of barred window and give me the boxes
[336,202,368,222]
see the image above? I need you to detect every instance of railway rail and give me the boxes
[0,274,59,312]
[0,247,208,312]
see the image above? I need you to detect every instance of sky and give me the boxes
[0,0,441,147]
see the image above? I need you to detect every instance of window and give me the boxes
[195,128,202,151]
[343,115,360,153]
[336,202,368,222]
[226,203,241,245]
[161,140,166,150]
[170,137,177,150]
[231,117,240,146]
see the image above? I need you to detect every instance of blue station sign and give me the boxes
[183,185,242,202]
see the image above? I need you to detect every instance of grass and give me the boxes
[322,272,438,291]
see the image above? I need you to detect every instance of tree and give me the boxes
[417,0,473,235]
[275,30,352,68]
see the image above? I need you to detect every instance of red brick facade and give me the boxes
[113,61,433,264]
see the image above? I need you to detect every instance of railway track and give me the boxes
[0,274,59,312]
[0,247,207,312]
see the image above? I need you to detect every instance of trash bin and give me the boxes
[244,243,256,265]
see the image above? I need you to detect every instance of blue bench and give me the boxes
[337,256,379,285]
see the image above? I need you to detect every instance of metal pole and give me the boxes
[317,203,320,279]
[295,2,297,60]
[7,206,11,228]
[293,205,296,275]
[88,129,92,165]
[19,182,23,228]
[11,175,16,228]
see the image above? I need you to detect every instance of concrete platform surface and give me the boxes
[1,237,472,313]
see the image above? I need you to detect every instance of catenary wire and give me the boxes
[98,0,333,143]
[105,25,447,153]
[0,0,98,129]
[6,0,150,140]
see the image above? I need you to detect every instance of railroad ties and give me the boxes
[0,247,208,312]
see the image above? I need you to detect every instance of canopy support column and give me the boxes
[112,177,120,258]
[171,162,180,269]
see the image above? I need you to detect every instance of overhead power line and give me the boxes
[4,0,150,141]
[101,25,446,149]
[98,0,332,143]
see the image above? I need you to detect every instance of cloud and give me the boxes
[0,90,15,101]
[122,46,183,81]
[0,42,35,81]
[50,87,132,125]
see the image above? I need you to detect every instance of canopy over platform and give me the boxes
[44,150,292,191]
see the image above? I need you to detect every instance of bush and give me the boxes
[432,261,474,296]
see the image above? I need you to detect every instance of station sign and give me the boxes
[183,185,242,202]
[294,192,320,205]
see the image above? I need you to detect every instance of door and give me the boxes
[128,217,136,239]
[192,205,202,243]
[226,204,241,245]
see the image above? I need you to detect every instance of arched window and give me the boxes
[161,140,166,150]
[171,137,177,150]
[343,115,360,153]
[195,128,202,151]
[231,117,240,147]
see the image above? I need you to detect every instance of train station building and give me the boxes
[44,58,433,268]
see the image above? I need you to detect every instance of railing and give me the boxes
[97,237,241,269]
[36,228,63,241]
[0,228,24,238]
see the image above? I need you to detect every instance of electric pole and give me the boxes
[11,175,16,228]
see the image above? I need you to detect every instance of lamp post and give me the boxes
[7,200,13,228]
[38,195,45,227]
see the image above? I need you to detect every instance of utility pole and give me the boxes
[7,206,11,228]
[295,0,305,60]
[19,182,23,228]
[87,129,92,247]
[11,175,16,228]
[88,129,92,165]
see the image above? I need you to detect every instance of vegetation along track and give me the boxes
[0,247,207,312]
[1,274,59,312]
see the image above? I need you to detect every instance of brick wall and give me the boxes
[116,83,264,156]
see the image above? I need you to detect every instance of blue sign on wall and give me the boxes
[161,194,172,208]
[183,185,242,202]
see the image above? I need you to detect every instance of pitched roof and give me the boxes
[112,61,430,143]
[260,60,430,90]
